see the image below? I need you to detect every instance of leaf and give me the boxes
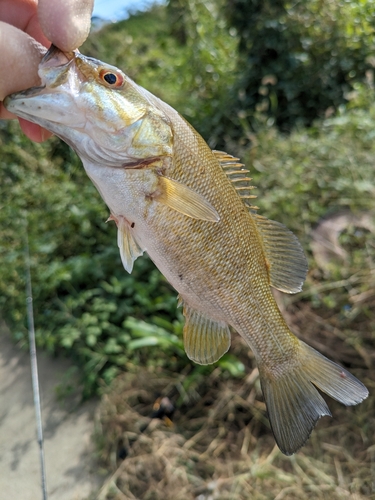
[217,354,245,377]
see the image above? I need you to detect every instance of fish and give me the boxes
[4,45,368,455]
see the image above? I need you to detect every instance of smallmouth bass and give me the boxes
[5,45,368,455]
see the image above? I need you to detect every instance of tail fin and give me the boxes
[259,341,368,455]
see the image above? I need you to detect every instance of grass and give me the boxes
[92,353,373,499]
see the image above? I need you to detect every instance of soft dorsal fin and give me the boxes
[253,213,308,294]
[212,150,258,209]
[182,301,231,365]
[111,215,144,274]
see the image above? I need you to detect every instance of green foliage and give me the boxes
[247,90,375,235]
[87,1,375,145]
[0,121,172,392]
[165,0,239,146]
[102,0,375,146]
[245,89,375,340]
[225,0,375,134]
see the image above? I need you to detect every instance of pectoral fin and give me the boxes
[182,302,231,364]
[116,217,144,273]
[254,213,308,293]
[155,176,220,222]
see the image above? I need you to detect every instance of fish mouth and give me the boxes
[4,84,46,101]
[40,44,76,68]
[4,45,75,104]
[4,44,85,128]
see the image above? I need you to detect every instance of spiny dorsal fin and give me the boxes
[182,301,231,365]
[212,150,258,209]
[212,150,242,168]
[253,213,308,293]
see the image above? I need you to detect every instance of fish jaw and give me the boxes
[5,45,82,127]
[4,86,84,128]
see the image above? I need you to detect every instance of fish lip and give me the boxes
[3,85,47,111]
[40,44,76,69]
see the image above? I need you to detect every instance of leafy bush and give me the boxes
[246,89,375,233]
[225,0,375,133]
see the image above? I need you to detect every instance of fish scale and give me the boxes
[168,155,275,355]
[4,44,368,456]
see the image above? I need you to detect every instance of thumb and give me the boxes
[38,0,94,52]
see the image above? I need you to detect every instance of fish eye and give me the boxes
[99,69,124,88]
[104,73,117,84]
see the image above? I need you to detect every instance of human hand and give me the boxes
[0,0,94,142]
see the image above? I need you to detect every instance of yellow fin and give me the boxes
[156,176,220,222]
[182,303,231,364]
[253,213,308,293]
[117,217,144,273]
[259,340,368,455]
[213,150,258,207]
[212,150,242,167]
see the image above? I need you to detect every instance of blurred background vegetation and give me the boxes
[1,1,375,497]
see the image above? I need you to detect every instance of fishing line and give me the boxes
[24,217,48,500]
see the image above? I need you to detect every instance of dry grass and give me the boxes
[92,213,375,500]
[93,351,373,499]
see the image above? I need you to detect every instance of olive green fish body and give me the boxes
[153,130,286,343]
[124,105,298,362]
[4,46,368,455]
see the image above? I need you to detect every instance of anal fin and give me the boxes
[182,303,231,364]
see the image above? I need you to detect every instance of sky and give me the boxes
[92,0,164,21]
